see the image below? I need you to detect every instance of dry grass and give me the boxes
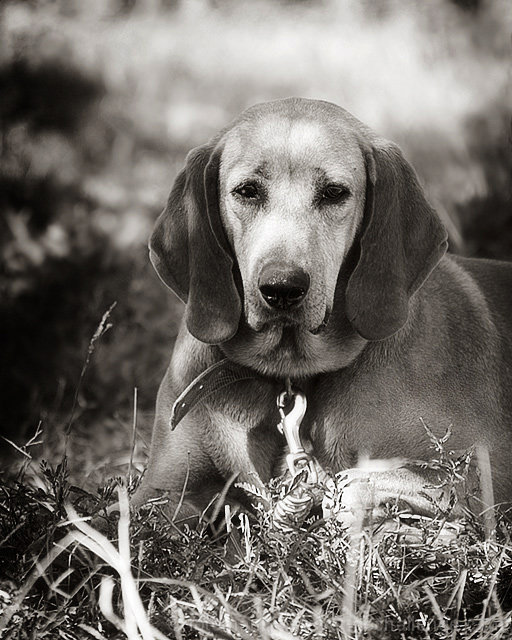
[1,438,512,639]
[1,340,512,639]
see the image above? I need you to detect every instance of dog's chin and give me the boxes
[245,321,301,358]
[235,317,321,374]
[223,323,310,378]
[218,299,339,378]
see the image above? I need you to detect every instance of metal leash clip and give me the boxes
[277,389,317,484]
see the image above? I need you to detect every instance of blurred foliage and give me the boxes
[0,0,510,481]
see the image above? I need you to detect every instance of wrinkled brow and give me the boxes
[253,163,271,179]
[236,162,350,184]
[308,166,355,186]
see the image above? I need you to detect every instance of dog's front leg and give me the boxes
[132,412,226,526]
[133,365,280,527]
[322,464,466,532]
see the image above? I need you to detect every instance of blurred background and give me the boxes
[1,0,510,486]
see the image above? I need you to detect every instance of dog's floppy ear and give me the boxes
[149,142,241,344]
[346,140,448,341]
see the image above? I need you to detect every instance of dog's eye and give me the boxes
[233,183,260,200]
[321,184,350,202]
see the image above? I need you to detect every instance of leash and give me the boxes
[170,361,318,531]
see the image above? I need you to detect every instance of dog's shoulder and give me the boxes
[432,254,512,370]
[406,253,511,362]
[450,253,512,284]
[428,253,512,297]
[449,254,512,315]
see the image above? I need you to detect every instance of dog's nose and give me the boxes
[258,263,310,310]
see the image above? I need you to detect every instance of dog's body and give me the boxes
[135,98,512,523]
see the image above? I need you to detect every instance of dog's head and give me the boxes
[150,98,447,364]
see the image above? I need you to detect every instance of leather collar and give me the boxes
[170,358,261,429]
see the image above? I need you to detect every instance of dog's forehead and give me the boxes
[219,110,364,181]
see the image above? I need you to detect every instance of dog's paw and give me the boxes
[322,469,387,529]
[321,462,449,532]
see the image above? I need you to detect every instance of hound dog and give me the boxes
[135,98,512,526]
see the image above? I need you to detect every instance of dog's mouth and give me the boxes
[253,314,302,332]
[242,277,332,349]
[245,310,331,358]
[310,308,331,335]
[251,306,331,336]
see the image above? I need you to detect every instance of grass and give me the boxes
[0,321,511,638]
[1,382,512,638]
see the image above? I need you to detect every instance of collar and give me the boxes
[170,358,262,429]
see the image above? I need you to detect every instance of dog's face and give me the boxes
[218,113,366,335]
[149,98,447,377]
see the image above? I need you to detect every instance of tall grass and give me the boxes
[1,444,511,638]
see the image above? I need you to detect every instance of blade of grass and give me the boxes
[476,445,497,541]
[0,532,77,632]
[128,386,138,487]
[424,584,449,634]
[78,623,109,640]
[65,302,116,439]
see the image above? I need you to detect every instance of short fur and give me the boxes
[138,98,512,523]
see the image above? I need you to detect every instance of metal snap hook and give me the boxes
[276,390,316,482]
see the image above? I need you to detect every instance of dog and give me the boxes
[134,97,512,527]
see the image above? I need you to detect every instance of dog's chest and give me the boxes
[204,377,362,478]
[201,371,453,481]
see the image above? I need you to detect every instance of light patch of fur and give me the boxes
[203,406,261,480]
